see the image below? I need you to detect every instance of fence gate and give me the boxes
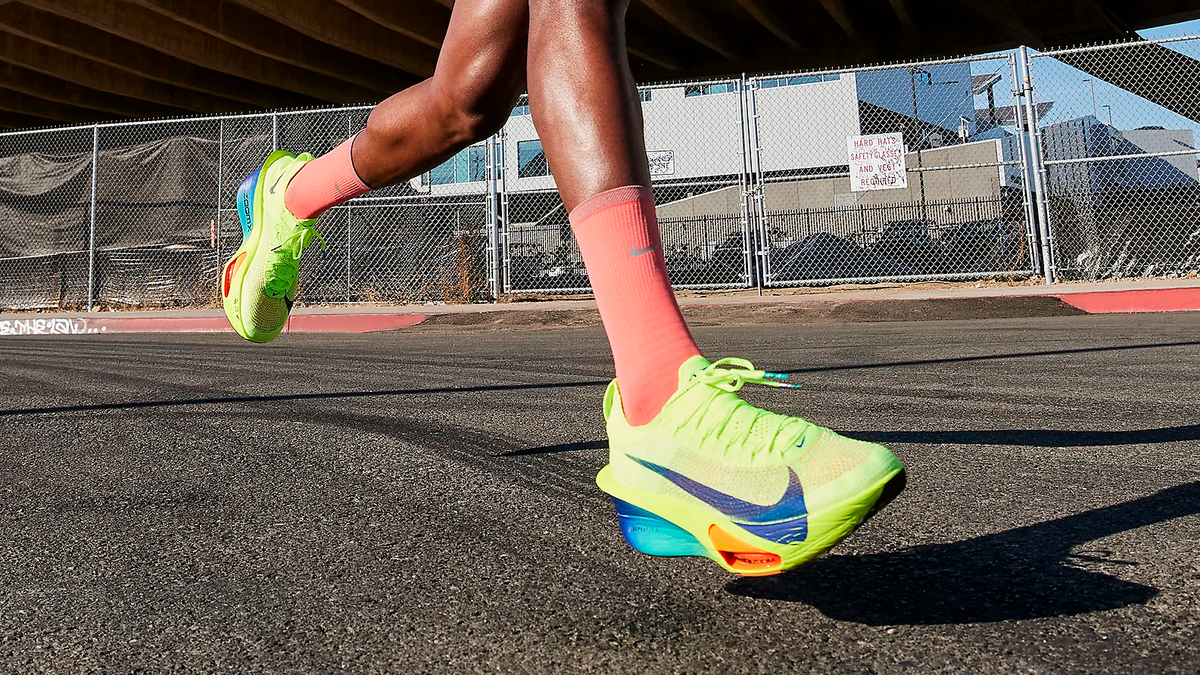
[750,53,1038,287]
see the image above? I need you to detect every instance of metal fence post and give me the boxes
[1020,46,1057,284]
[740,74,767,294]
[1009,54,1041,276]
[497,126,511,296]
[86,124,99,311]
[487,131,502,300]
[271,113,279,151]
[346,115,353,303]
[216,119,223,291]
[737,74,755,292]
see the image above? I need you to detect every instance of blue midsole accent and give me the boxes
[236,169,260,240]
[611,498,708,557]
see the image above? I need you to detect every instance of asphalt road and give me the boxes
[2,313,1199,673]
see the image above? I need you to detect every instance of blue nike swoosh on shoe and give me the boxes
[630,457,807,524]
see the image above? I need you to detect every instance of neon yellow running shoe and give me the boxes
[221,150,325,343]
[596,356,905,576]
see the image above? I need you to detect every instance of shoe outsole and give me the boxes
[597,465,906,576]
[222,150,294,343]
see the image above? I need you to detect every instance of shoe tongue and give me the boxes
[677,355,712,390]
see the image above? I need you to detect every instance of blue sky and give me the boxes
[957,18,1200,137]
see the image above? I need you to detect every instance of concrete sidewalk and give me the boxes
[2,277,1198,335]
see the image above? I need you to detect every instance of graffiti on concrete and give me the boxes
[0,318,103,336]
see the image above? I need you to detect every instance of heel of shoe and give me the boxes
[611,498,708,557]
[236,169,260,239]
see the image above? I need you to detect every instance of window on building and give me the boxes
[518,140,549,178]
[431,144,487,185]
[684,82,738,98]
[758,73,842,89]
[638,89,652,103]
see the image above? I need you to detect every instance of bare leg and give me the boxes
[284,0,530,219]
[525,0,700,425]
[352,0,529,187]
[526,0,650,211]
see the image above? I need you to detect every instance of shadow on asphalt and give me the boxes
[4,340,1197,419]
[502,422,1200,455]
[0,380,610,417]
[848,425,1200,447]
[500,440,609,456]
[726,481,1200,625]
[780,340,1200,375]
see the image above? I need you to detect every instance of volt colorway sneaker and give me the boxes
[596,356,905,576]
[221,151,324,343]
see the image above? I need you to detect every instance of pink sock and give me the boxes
[284,136,371,220]
[570,186,702,426]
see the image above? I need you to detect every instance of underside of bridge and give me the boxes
[0,0,1198,129]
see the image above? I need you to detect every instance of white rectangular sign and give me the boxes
[647,150,675,177]
[847,132,907,192]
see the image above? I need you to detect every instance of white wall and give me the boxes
[753,74,863,173]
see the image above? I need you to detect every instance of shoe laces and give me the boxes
[264,224,326,297]
[680,358,810,461]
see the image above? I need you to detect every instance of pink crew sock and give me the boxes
[570,186,703,426]
[284,135,371,220]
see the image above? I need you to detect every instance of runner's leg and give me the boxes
[284,0,530,219]
[526,0,700,425]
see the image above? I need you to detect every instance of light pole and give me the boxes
[1102,104,1113,127]
[1083,78,1097,119]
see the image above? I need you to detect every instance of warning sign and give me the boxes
[847,132,908,192]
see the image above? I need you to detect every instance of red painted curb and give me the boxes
[286,313,426,332]
[1054,288,1200,314]
[0,313,426,335]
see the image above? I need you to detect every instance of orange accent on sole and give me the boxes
[708,524,782,575]
[222,252,247,298]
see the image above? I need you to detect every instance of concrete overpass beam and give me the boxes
[0,32,246,113]
[332,0,451,49]
[0,88,123,123]
[0,110,61,129]
[639,0,744,60]
[969,0,1044,48]
[0,4,316,109]
[25,0,381,103]
[732,0,807,52]
[0,61,189,118]
[125,0,413,93]
[887,0,918,32]
[626,27,684,71]
[229,0,440,76]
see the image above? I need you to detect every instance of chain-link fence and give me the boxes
[1026,36,1200,281]
[3,35,1200,311]
[750,53,1035,286]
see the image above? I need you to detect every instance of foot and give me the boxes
[221,151,325,343]
[596,356,905,576]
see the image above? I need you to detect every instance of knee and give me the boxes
[430,80,514,147]
[530,0,629,29]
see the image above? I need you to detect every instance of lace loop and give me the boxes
[686,358,806,461]
[695,357,802,392]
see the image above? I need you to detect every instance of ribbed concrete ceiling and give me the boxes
[0,0,1198,128]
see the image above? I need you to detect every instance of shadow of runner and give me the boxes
[846,425,1200,447]
[726,481,1200,625]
